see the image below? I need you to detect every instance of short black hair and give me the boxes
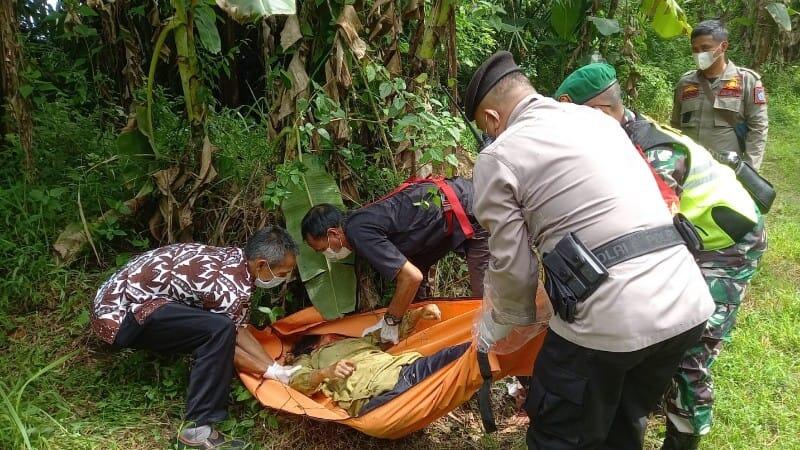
[243,226,298,264]
[301,203,344,241]
[291,334,322,356]
[488,71,533,99]
[691,20,728,42]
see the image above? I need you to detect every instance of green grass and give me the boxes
[1,96,799,450]
[642,86,800,450]
[689,98,800,449]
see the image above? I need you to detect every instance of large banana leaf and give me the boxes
[550,0,587,41]
[765,2,792,32]
[641,0,692,38]
[215,0,295,23]
[281,155,356,319]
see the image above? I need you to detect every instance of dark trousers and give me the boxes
[359,342,470,415]
[413,227,490,299]
[526,324,706,450]
[113,303,237,426]
[465,226,490,297]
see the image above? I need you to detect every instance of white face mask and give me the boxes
[693,47,721,71]
[255,262,286,289]
[323,234,351,261]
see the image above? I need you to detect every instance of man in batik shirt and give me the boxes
[92,227,300,449]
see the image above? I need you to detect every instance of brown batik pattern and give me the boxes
[90,243,254,344]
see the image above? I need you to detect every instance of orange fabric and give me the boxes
[238,299,546,439]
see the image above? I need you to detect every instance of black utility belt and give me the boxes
[715,152,776,214]
[542,216,699,323]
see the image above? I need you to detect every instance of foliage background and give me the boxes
[0,0,799,448]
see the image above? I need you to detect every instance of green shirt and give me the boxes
[288,316,421,416]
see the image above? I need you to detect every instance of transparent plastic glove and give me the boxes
[476,309,514,353]
[361,317,400,344]
[263,362,301,384]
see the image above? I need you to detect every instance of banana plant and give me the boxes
[281,155,356,319]
[145,0,206,153]
[215,0,296,23]
[549,0,692,41]
[641,0,692,38]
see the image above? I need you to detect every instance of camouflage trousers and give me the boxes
[665,215,767,436]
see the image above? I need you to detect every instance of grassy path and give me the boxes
[676,96,800,449]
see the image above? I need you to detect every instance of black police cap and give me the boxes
[464,51,523,121]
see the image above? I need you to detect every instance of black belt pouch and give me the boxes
[542,233,609,323]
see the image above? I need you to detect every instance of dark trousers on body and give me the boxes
[464,226,490,297]
[359,342,470,415]
[414,227,490,299]
[526,323,706,450]
[113,303,236,426]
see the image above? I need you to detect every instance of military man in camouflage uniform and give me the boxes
[556,63,768,450]
[672,20,769,170]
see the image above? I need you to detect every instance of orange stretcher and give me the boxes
[238,298,546,439]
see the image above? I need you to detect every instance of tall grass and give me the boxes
[0,352,76,449]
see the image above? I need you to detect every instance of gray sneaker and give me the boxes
[177,429,247,449]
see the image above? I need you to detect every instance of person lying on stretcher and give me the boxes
[284,304,469,416]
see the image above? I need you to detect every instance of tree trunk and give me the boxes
[94,0,145,112]
[416,0,456,60]
[446,4,457,106]
[607,0,620,19]
[751,0,773,70]
[221,16,241,106]
[172,0,205,130]
[0,0,34,181]
[144,0,211,244]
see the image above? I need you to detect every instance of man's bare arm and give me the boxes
[234,327,273,374]
[235,345,269,375]
[386,261,424,318]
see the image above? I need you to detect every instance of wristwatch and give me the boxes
[384,312,402,327]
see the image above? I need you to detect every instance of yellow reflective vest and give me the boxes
[624,116,758,250]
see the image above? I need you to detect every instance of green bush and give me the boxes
[456,1,503,74]
[762,64,800,128]
[0,101,122,315]
[208,107,277,185]
[630,62,675,123]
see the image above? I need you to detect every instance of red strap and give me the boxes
[369,176,475,239]
[429,177,475,239]
[372,178,423,204]
[635,144,680,213]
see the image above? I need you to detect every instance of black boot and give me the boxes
[661,422,701,450]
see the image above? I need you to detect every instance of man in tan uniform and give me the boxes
[465,51,714,450]
[672,20,768,170]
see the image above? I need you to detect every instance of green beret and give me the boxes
[554,63,618,105]
[464,51,523,120]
